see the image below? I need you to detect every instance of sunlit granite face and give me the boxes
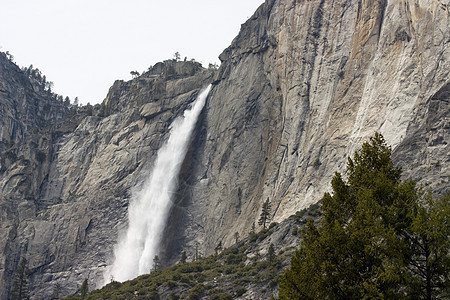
[0,0,448,298]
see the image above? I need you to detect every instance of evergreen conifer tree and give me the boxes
[279,133,450,299]
[80,279,88,298]
[267,243,276,265]
[258,198,271,229]
[152,255,161,271]
[180,251,187,264]
[250,222,256,236]
[10,258,30,300]
[234,232,240,244]
[51,283,61,299]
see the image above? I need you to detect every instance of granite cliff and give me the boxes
[194,0,449,253]
[0,0,449,298]
[0,57,215,298]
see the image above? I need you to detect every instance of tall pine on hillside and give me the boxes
[279,133,449,299]
[259,198,271,229]
[10,258,30,300]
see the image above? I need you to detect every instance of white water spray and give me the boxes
[104,84,211,284]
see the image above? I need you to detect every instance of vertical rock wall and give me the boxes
[0,0,448,298]
[181,0,449,254]
[0,57,214,298]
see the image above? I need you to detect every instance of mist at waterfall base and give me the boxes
[103,84,211,284]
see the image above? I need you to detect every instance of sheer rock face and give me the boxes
[187,0,449,254]
[0,0,449,298]
[0,56,214,298]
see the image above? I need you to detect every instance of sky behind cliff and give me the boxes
[0,0,264,105]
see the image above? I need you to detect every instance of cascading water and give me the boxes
[104,84,211,284]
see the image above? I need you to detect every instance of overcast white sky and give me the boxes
[0,0,264,104]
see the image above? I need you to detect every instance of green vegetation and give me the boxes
[234,232,240,244]
[258,198,271,229]
[63,224,291,299]
[279,133,450,299]
[4,50,14,62]
[180,251,187,264]
[130,70,140,78]
[267,244,276,265]
[80,279,89,298]
[10,258,30,300]
[167,65,177,76]
[1,51,84,108]
[21,64,59,99]
[208,63,219,70]
[57,133,448,299]
[152,255,161,272]
[52,283,62,299]
[313,158,321,168]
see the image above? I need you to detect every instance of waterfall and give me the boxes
[104,84,211,284]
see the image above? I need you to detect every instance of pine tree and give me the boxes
[130,70,140,78]
[51,283,61,299]
[10,258,30,300]
[180,251,187,264]
[234,232,240,244]
[258,198,271,229]
[5,51,14,61]
[267,243,276,265]
[404,192,450,299]
[194,242,200,261]
[279,133,450,299]
[80,279,88,298]
[152,255,161,271]
[250,222,256,236]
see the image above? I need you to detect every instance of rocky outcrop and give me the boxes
[0,56,214,298]
[0,53,68,146]
[0,53,73,299]
[0,0,448,298]
[182,0,449,257]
